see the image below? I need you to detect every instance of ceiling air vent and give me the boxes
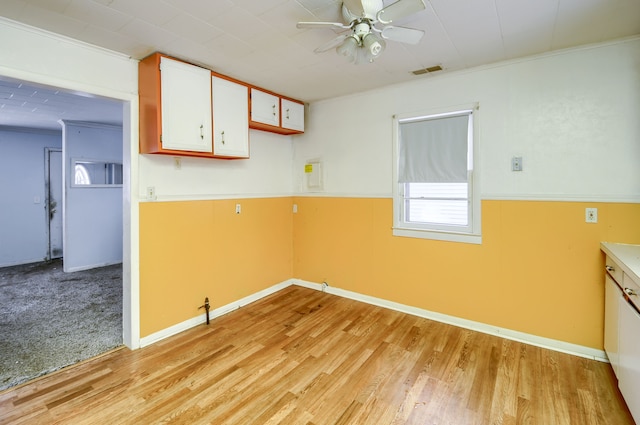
[412,65,443,75]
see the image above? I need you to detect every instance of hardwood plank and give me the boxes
[0,286,634,425]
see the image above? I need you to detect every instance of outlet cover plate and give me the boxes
[586,208,598,223]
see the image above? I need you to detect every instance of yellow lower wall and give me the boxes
[292,197,640,350]
[139,197,293,337]
[138,196,640,349]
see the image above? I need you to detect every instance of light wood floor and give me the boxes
[0,286,633,424]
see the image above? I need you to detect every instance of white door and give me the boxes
[48,149,63,259]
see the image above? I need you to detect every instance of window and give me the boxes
[393,106,481,244]
[72,159,123,187]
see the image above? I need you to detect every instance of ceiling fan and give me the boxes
[297,0,427,64]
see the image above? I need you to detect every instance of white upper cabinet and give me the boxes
[159,57,212,153]
[249,88,305,135]
[250,88,279,127]
[140,52,304,158]
[281,99,305,132]
[212,76,249,158]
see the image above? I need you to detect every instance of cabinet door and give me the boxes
[250,88,279,127]
[281,99,304,132]
[212,76,249,158]
[618,297,640,423]
[604,275,620,374]
[160,57,212,152]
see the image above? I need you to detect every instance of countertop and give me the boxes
[601,242,640,285]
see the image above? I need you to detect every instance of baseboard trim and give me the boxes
[139,278,608,363]
[293,279,609,363]
[139,280,295,348]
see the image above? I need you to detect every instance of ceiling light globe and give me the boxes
[363,33,386,62]
[336,36,359,63]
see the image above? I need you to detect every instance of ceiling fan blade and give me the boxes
[297,21,351,30]
[314,34,349,53]
[376,0,426,24]
[380,26,424,45]
[361,0,384,18]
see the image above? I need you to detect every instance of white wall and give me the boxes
[0,127,62,267]
[138,129,293,200]
[293,38,640,202]
[63,121,123,272]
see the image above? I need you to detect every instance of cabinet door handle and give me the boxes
[272,104,276,116]
[624,287,637,296]
[200,124,204,140]
[606,265,615,272]
[286,108,290,120]
[221,131,225,145]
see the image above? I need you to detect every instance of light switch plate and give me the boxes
[511,156,523,171]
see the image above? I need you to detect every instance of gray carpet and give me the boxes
[0,259,122,391]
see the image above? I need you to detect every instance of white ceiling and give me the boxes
[0,0,639,130]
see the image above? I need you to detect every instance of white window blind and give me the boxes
[398,113,469,183]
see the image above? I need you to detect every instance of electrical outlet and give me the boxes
[586,208,598,223]
[235,203,241,214]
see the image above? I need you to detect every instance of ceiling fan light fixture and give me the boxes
[336,35,359,63]
[363,33,386,62]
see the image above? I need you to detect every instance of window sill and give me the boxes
[392,227,482,245]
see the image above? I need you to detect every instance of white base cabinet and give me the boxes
[601,243,640,424]
[618,295,640,422]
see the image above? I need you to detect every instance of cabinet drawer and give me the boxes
[623,273,640,311]
[606,255,625,284]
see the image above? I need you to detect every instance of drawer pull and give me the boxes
[606,265,615,272]
[624,287,637,296]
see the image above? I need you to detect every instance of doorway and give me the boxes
[0,76,129,390]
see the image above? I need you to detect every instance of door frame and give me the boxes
[44,147,63,261]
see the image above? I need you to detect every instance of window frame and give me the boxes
[392,104,481,244]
